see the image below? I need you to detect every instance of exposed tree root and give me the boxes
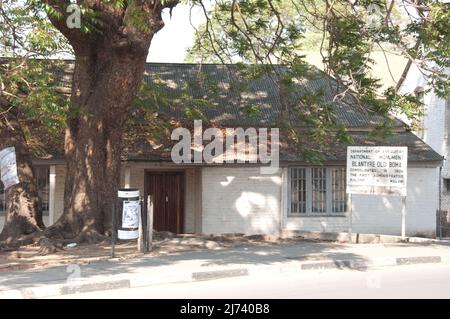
[0,224,109,255]
[0,231,58,255]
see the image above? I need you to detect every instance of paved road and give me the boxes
[51,263,450,299]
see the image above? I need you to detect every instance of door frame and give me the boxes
[144,169,185,234]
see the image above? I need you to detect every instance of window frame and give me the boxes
[288,166,348,217]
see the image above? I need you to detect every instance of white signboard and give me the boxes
[346,146,408,196]
[122,200,140,229]
[0,147,20,189]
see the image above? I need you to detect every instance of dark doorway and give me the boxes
[145,171,184,233]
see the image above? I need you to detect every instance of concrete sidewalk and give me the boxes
[1,240,450,298]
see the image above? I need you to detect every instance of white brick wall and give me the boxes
[399,65,449,212]
[0,164,440,238]
[419,89,449,213]
[201,167,282,235]
[200,166,438,237]
[184,168,202,233]
[284,167,439,236]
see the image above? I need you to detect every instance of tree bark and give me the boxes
[46,52,150,240]
[0,99,45,244]
[41,0,175,241]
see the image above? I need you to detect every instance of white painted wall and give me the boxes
[200,166,438,237]
[201,167,282,235]
[399,64,449,211]
[284,167,439,237]
[0,164,439,238]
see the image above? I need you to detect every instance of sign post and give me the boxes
[346,146,408,238]
[401,196,406,239]
[348,194,353,243]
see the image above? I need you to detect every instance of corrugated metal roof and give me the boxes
[141,63,404,128]
[122,120,442,164]
[46,61,440,164]
[279,131,443,162]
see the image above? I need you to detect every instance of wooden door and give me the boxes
[145,172,184,233]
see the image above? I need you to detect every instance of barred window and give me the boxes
[331,168,347,213]
[289,167,347,215]
[290,168,306,213]
[0,166,50,216]
[312,168,326,213]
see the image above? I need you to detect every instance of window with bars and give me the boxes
[290,168,306,213]
[312,167,327,213]
[289,167,347,215]
[0,166,50,216]
[331,168,347,213]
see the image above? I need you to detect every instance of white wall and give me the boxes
[0,164,440,238]
[201,167,282,235]
[284,167,439,236]
[397,64,447,155]
[200,166,439,237]
[398,65,449,211]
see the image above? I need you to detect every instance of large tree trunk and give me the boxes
[46,50,152,241]
[42,0,173,241]
[0,99,45,245]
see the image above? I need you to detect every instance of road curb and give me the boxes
[1,254,450,298]
[0,253,146,274]
[396,256,441,265]
[192,268,249,281]
[282,230,443,244]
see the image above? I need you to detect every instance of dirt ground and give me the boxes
[0,232,298,272]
